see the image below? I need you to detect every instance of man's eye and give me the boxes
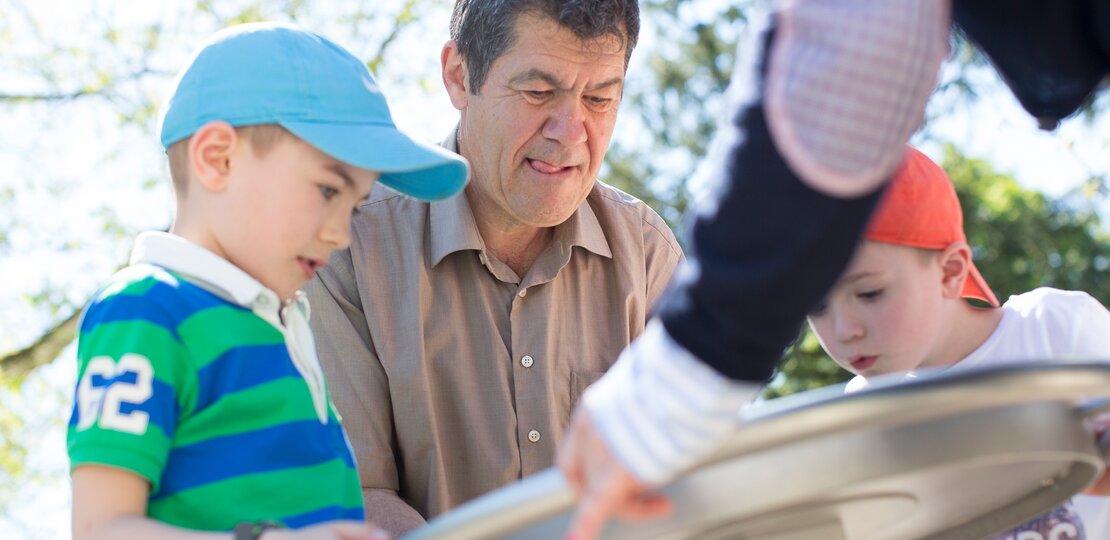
[524,90,552,100]
[586,96,613,108]
[319,185,339,199]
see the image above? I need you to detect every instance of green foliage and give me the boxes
[0,392,27,511]
[603,0,750,230]
[948,145,1110,305]
[764,331,851,400]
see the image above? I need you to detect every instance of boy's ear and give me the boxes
[938,242,973,299]
[441,40,470,110]
[187,121,239,193]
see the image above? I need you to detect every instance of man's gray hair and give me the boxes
[450,0,640,94]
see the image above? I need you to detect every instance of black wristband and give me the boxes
[233,520,284,540]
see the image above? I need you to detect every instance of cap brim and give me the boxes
[963,263,1000,307]
[282,121,469,201]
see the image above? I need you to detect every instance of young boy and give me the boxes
[67,23,468,540]
[806,146,1110,539]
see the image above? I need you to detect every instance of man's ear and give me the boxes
[188,121,238,193]
[441,40,470,110]
[938,242,973,299]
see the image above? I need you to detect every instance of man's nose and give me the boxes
[542,96,588,146]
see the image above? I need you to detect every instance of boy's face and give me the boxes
[807,241,948,378]
[451,13,626,230]
[211,133,377,301]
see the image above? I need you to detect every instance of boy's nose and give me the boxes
[320,214,352,250]
[833,310,864,342]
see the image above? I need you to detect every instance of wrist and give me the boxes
[234,521,285,540]
[582,319,761,485]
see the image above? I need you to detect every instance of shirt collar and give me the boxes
[429,125,613,266]
[129,231,292,315]
[556,196,612,259]
[429,190,485,267]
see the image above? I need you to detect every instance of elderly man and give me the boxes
[306,0,681,535]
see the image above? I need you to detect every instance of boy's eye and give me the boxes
[858,289,884,301]
[319,185,339,200]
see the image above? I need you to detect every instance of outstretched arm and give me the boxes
[558,1,949,537]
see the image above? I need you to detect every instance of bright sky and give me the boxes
[2,1,1109,538]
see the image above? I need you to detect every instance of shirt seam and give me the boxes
[592,184,683,260]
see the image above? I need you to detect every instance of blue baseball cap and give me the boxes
[159,22,468,200]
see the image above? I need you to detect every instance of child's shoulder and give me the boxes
[93,263,204,305]
[82,263,227,332]
[999,287,1110,358]
[1003,287,1107,323]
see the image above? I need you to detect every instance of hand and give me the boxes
[263,521,391,540]
[557,407,672,540]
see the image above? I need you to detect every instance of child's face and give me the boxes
[213,135,377,301]
[807,241,948,378]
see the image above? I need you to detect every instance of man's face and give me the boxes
[454,13,626,229]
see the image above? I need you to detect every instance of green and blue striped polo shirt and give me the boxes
[67,232,364,530]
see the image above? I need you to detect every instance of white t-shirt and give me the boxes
[847,288,1110,538]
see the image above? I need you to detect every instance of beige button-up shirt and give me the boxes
[307,137,683,519]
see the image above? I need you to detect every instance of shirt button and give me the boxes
[518,289,527,298]
[521,355,534,368]
[527,430,541,443]
[478,252,489,265]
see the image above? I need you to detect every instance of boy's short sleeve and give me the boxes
[67,272,195,492]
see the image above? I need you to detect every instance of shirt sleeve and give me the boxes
[653,17,887,384]
[67,288,189,492]
[306,248,401,494]
[581,319,762,485]
[642,213,684,309]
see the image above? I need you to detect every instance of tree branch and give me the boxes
[0,310,80,381]
[0,90,99,103]
[0,67,166,105]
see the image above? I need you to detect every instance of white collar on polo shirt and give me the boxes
[128,231,312,323]
[128,231,329,423]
